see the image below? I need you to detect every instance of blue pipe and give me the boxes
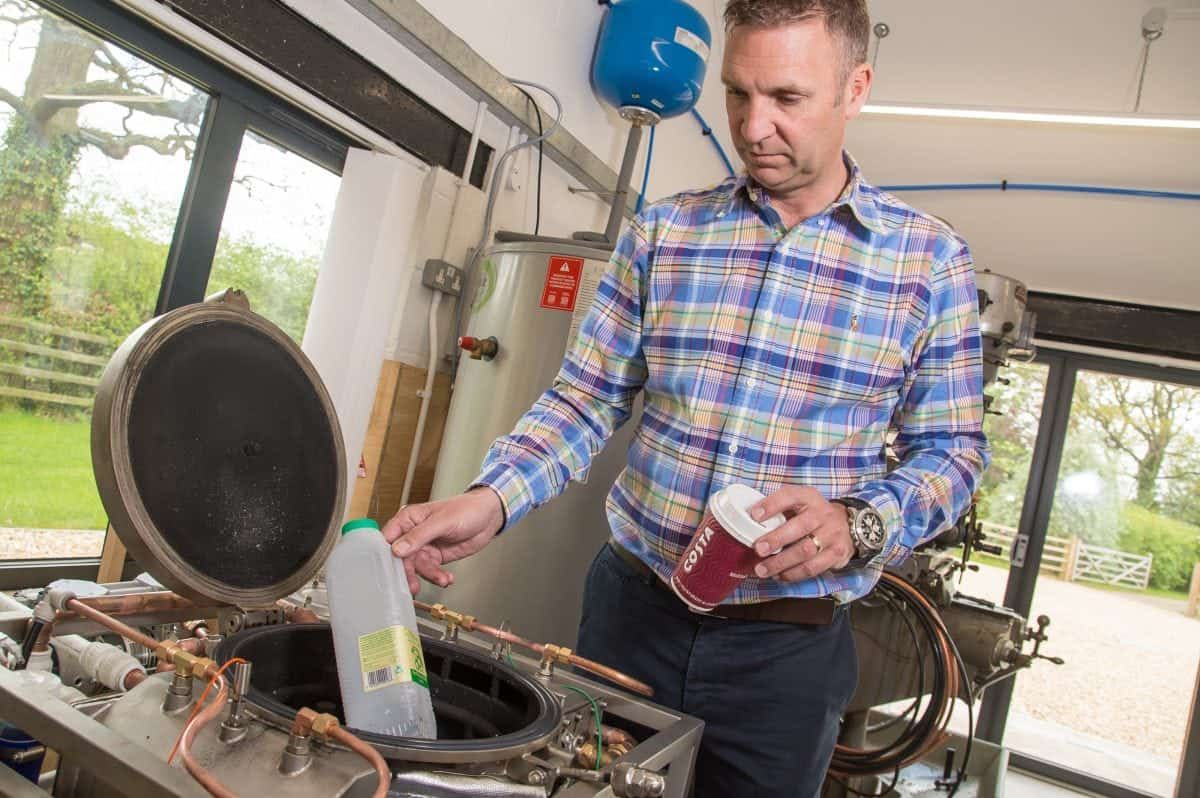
[879,181,1200,201]
[690,108,736,177]
[637,124,656,213]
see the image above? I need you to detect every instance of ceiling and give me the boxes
[846,0,1200,310]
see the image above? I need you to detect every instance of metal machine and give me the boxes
[0,291,700,797]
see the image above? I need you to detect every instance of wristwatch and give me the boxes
[834,497,887,567]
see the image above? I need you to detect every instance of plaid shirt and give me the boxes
[475,154,989,603]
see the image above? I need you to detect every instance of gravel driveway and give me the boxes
[965,564,1197,794]
[0,527,105,559]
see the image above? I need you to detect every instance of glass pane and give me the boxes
[0,1,208,558]
[959,360,1050,605]
[206,130,340,342]
[1007,369,1200,795]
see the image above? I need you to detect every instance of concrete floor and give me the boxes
[1006,768,1102,797]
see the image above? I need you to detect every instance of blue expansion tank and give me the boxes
[591,0,712,121]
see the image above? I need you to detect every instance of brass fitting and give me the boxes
[576,740,632,769]
[311,713,340,740]
[427,604,475,627]
[542,644,573,665]
[294,707,340,740]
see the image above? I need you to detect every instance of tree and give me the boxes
[0,1,202,314]
[1072,374,1200,510]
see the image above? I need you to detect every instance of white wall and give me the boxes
[285,0,1199,314]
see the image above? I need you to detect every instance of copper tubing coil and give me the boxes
[329,726,389,798]
[830,572,961,773]
[413,601,653,697]
[178,676,236,798]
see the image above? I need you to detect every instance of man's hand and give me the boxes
[382,487,505,595]
[748,487,854,581]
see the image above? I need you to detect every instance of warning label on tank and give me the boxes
[567,259,608,350]
[358,626,429,692]
[540,255,585,312]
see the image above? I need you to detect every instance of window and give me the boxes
[207,130,341,341]
[1009,369,1200,796]
[0,0,349,577]
[0,1,209,559]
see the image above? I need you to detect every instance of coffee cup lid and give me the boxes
[709,485,785,547]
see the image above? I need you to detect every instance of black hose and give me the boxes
[17,619,45,669]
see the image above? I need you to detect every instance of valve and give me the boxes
[1025,615,1065,665]
[458,335,500,361]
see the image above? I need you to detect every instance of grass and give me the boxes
[0,407,107,529]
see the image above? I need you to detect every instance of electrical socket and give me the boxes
[421,259,464,296]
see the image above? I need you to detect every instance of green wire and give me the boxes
[560,685,603,770]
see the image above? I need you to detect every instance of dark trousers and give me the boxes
[577,544,858,798]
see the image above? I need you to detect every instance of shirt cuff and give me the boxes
[469,462,536,532]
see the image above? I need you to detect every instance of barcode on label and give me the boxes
[366,667,393,688]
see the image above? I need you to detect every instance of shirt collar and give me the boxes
[717,152,888,236]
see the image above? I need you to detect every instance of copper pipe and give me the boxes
[414,602,654,697]
[64,598,218,681]
[277,600,321,625]
[329,726,389,798]
[124,669,148,689]
[57,592,195,620]
[64,599,160,651]
[601,725,635,748]
[179,677,237,798]
[562,652,653,697]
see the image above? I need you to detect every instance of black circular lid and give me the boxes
[92,297,346,606]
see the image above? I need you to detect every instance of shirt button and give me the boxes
[746,378,757,388]
[728,443,739,454]
[761,311,773,321]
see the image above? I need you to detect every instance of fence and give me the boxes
[0,315,112,410]
[979,521,1153,590]
[1071,542,1152,590]
[978,522,1071,577]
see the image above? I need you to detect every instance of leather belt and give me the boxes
[607,540,837,626]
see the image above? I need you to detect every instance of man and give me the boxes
[383,1,988,794]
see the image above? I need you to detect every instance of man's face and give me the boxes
[722,19,869,198]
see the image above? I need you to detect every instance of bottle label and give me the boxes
[357,626,430,692]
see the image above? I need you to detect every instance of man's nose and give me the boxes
[740,98,773,146]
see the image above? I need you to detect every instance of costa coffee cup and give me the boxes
[669,485,785,612]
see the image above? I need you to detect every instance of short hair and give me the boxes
[723,0,870,86]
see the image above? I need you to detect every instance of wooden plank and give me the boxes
[370,363,454,520]
[0,314,110,345]
[0,385,92,408]
[1187,563,1200,618]
[96,525,127,584]
[347,360,401,520]
[0,362,100,387]
[0,338,109,366]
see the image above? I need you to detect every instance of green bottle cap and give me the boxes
[341,518,380,535]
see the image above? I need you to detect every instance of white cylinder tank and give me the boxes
[427,236,639,647]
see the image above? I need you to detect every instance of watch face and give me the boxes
[857,510,886,550]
